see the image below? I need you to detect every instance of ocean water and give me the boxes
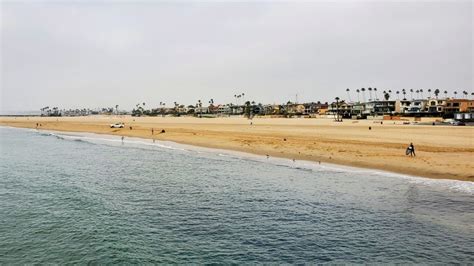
[0,126,473,264]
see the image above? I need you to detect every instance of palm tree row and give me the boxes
[234,93,245,105]
[346,88,472,101]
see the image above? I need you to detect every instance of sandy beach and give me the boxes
[1,115,473,181]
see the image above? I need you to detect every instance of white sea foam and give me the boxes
[47,131,186,151]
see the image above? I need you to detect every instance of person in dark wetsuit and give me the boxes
[407,142,416,157]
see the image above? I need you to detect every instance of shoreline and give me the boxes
[1,116,473,182]
[10,126,474,191]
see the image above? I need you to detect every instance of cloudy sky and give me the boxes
[1,0,472,112]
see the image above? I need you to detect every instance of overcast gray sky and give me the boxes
[1,0,472,112]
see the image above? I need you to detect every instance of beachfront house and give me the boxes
[194,106,209,115]
[303,102,328,116]
[266,104,286,116]
[287,104,306,116]
[311,101,329,114]
[230,105,244,115]
[395,100,411,114]
[217,105,232,116]
[251,104,264,116]
[444,99,474,114]
[327,101,352,118]
[263,104,275,115]
[318,104,329,115]
[426,98,447,114]
[328,101,351,117]
[339,102,353,117]
[350,102,366,118]
[186,105,195,115]
[363,101,396,115]
[61,108,93,116]
[177,105,188,115]
[405,99,428,114]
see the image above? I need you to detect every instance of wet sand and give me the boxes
[1,116,473,181]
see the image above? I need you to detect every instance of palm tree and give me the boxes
[410,89,414,99]
[428,89,432,98]
[402,89,407,100]
[454,91,457,98]
[173,101,179,115]
[416,90,420,99]
[368,87,373,101]
[444,90,448,98]
[463,90,468,99]
[361,88,366,102]
[419,89,424,99]
[384,91,390,101]
[396,90,400,100]
[208,99,215,114]
[197,100,202,117]
[159,102,166,116]
[373,88,378,100]
[434,89,440,99]
[356,89,360,102]
[334,97,340,121]
[115,104,119,115]
[346,88,351,102]
[388,90,392,99]
[244,101,251,118]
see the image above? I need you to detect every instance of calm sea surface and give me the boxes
[1,126,473,263]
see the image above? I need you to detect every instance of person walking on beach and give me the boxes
[406,142,416,157]
[151,128,154,135]
[121,136,124,144]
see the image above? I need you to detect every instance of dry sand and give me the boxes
[1,115,473,181]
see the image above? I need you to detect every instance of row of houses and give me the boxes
[41,107,126,116]
[176,102,331,117]
[328,98,474,118]
[128,102,331,117]
[45,97,473,119]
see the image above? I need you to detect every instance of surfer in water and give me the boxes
[406,142,415,157]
